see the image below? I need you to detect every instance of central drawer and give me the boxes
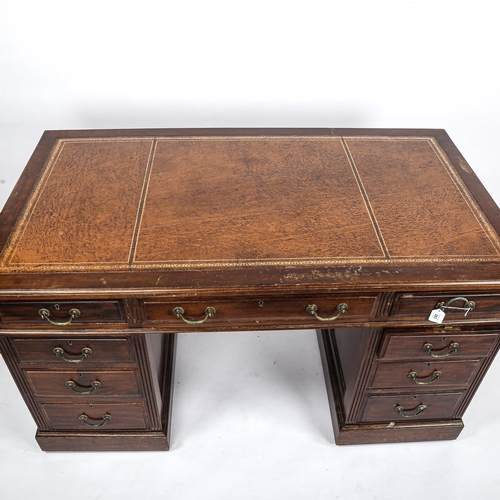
[143,294,379,328]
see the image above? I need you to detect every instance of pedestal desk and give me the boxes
[1,128,500,451]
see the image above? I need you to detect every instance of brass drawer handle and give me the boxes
[66,380,101,395]
[53,346,92,363]
[39,308,80,326]
[408,370,442,385]
[423,342,459,358]
[395,404,427,418]
[172,306,216,325]
[79,413,111,427]
[306,303,348,322]
[436,297,476,315]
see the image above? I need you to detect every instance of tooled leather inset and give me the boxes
[1,135,499,273]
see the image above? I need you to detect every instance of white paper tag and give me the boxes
[428,309,446,323]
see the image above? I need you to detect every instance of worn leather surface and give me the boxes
[1,133,499,273]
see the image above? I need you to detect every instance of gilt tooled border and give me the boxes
[0,138,157,270]
[0,138,68,266]
[2,256,500,274]
[1,135,500,273]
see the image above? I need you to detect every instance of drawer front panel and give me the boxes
[144,294,378,328]
[379,332,499,360]
[390,293,500,322]
[42,402,148,430]
[25,369,142,398]
[361,392,464,422]
[12,338,134,364]
[370,360,481,389]
[0,301,124,327]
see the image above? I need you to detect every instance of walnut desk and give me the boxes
[1,128,500,451]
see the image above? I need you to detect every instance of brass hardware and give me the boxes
[395,404,427,418]
[78,413,111,427]
[66,380,101,395]
[436,297,475,315]
[408,370,442,385]
[433,326,461,332]
[172,306,216,325]
[53,346,92,363]
[423,342,459,358]
[306,303,348,322]
[39,308,80,326]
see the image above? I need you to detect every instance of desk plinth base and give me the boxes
[317,329,464,445]
[35,430,171,452]
[327,420,464,446]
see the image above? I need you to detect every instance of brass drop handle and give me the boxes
[79,413,111,427]
[423,342,459,358]
[408,370,442,385]
[172,306,216,325]
[53,346,92,363]
[39,308,80,326]
[436,297,476,315]
[395,404,427,418]
[306,303,348,322]
[66,380,101,395]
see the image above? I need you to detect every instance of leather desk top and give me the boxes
[1,128,500,295]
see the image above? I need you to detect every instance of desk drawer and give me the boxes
[12,338,134,364]
[0,300,124,327]
[390,293,500,322]
[42,402,148,430]
[143,294,378,328]
[25,369,142,398]
[360,392,464,422]
[379,330,499,360]
[370,360,481,389]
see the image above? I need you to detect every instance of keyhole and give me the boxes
[442,337,447,341]
[68,340,72,346]
[90,405,93,409]
[54,304,60,310]
[258,301,264,308]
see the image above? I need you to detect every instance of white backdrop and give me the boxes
[1,1,499,499]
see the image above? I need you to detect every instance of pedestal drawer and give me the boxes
[390,293,500,322]
[0,300,124,327]
[360,392,464,422]
[379,331,499,360]
[25,369,142,398]
[12,338,134,364]
[42,402,148,430]
[370,360,481,389]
